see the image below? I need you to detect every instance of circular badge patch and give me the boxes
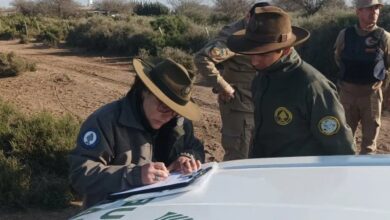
[274,107,293,125]
[318,116,340,136]
[209,46,226,59]
[81,130,100,149]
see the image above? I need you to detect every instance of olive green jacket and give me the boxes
[251,50,355,158]
[194,18,255,112]
[68,91,204,208]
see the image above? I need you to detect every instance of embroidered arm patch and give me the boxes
[318,116,340,135]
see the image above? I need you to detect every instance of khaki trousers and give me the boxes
[339,82,383,154]
[219,103,254,161]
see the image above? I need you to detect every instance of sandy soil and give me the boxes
[0,40,389,219]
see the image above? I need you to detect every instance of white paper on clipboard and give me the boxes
[108,162,218,200]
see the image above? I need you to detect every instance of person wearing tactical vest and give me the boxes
[68,58,205,208]
[334,0,390,154]
[194,2,270,160]
[227,6,355,158]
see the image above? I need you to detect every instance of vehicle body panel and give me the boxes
[71,155,390,220]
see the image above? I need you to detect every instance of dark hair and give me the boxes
[127,76,147,98]
[131,76,146,92]
[249,2,271,16]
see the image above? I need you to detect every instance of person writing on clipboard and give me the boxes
[68,58,205,208]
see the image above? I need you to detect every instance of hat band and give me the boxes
[150,69,189,106]
[245,32,292,43]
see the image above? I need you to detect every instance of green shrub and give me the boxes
[0,26,17,40]
[0,15,71,45]
[378,5,390,30]
[19,34,30,44]
[0,52,37,77]
[0,100,80,209]
[172,1,212,25]
[28,174,74,209]
[133,2,170,16]
[150,15,210,53]
[67,16,157,54]
[293,9,356,82]
[0,151,30,209]
[37,29,60,47]
[158,47,195,72]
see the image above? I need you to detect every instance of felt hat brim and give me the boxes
[227,26,310,55]
[133,58,201,121]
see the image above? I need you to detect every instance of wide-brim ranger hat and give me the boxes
[227,6,310,55]
[356,0,383,9]
[133,58,201,121]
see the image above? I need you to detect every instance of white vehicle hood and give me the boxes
[70,155,390,220]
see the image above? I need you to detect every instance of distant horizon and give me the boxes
[0,0,173,8]
[2,0,390,9]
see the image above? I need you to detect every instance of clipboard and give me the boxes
[107,165,214,201]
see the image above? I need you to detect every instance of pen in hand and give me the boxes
[168,156,201,174]
[141,162,169,185]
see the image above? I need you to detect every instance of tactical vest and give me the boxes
[340,26,386,84]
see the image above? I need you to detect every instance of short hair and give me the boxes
[249,2,271,16]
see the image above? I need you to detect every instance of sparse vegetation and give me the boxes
[0,52,36,77]
[133,2,170,16]
[0,99,80,209]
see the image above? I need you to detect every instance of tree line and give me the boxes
[9,0,353,19]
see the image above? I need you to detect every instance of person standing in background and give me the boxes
[194,2,270,160]
[334,0,390,154]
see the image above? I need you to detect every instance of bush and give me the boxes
[170,0,212,24]
[150,15,211,53]
[378,5,390,31]
[293,9,356,82]
[133,2,170,16]
[0,151,30,209]
[158,47,195,72]
[0,52,37,77]
[66,15,157,54]
[0,15,71,45]
[19,34,30,44]
[0,100,80,209]
[0,26,17,40]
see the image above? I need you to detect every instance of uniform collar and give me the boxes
[355,24,379,35]
[260,48,302,78]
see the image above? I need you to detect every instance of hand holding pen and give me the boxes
[168,155,201,174]
[141,162,169,184]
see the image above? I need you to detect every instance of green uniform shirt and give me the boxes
[251,50,355,158]
[194,18,255,112]
[68,90,204,208]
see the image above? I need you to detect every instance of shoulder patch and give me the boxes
[207,45,227,60]
[318,116,340,136]
[274,107,293,125]
[80,129,100,149]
